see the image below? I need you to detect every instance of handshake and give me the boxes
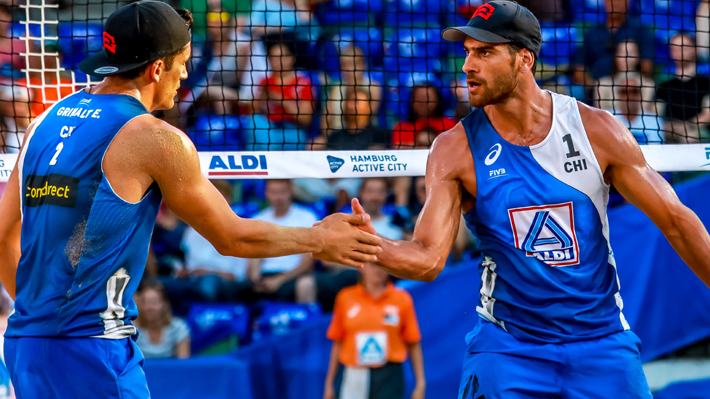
[310,198,382,268]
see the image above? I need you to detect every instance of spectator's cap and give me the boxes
[79,0,191,77]
[442,1,541,58]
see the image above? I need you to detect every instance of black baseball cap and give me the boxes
[79,1,191,77]
[442,1,541,58]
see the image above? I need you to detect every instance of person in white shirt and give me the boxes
[248,180,318,302]
[161,181,251,303]
[606,77,664,144]
[134,279,191,359]
[297,178,404,311]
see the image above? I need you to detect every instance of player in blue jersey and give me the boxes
[0,2,381,398]
[350,1,710,398]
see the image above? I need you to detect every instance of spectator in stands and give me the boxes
[248,0,319,41]
[0,5,23,72]
[161,181,250,305]
[607,78,663,144]
[0,82,30,154]
[594,40,656,113]
[151,203,187,275]
[248,179,319,302]
[324,262,425,399]
[323,45,382,134]
[239,0,322,106]
[134,279,191,359]
[321,87,390,150]
[359,178,403,240]
[392,83,455,148]
[249,41,313,150]
[656,33,710,143]
[572,0,655,92]
[179,11,245,118]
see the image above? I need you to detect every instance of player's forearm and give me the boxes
[376,239,444,282]
[218,219,321,259]
[662,208,710,289]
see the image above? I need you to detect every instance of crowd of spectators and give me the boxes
[2,0,710,359]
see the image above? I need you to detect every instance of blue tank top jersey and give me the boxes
[6,90,161,339]
[463,92,629,344]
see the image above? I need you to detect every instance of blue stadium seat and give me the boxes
[538,23,578,70]
[57,22,103,70]
[317,0,383,26]
[570,0,606,24]
[186,303,250,354]
[187,115,243,152]
[383,0,450,28]
[252,302,323,341]
[384,28,445,75]
[11,21,42,39]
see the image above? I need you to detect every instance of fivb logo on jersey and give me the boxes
[509,202,580,266]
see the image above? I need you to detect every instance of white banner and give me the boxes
[199,150,428,179]
[1,146,709,183]
[0,154,17,182]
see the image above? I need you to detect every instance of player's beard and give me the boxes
[467,66,518,108]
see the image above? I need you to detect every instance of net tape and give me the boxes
[1,0,710,180]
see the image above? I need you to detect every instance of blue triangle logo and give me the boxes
[327,156,345,173]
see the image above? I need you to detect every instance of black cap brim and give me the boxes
[442,26,512,44]
[78,50,150,77]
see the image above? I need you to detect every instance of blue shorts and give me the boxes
[4,336,150,399]
[458,319,652,399]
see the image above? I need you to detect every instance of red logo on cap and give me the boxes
[103,32,116,53]
[472,3,495,20]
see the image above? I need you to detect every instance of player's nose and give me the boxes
[462,55,479,75]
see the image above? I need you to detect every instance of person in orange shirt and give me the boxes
[324,263,426,399]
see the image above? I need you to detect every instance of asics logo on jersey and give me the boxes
[484,144,502,166]
[509,202,580,266]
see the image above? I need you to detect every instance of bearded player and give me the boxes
[0,2,381,398]
[351,1,710,397]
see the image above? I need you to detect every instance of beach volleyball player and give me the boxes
[0,2,381,398]
[351,1,710,397]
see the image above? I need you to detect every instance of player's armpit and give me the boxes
[374,125,471,281]
[582,106,710,288]
[130,126,381,264]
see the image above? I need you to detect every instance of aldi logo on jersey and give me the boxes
[508,202,580,266]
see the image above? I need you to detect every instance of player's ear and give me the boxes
[147,59,164,83]
[520,49,535,76]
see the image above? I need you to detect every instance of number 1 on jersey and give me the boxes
[49,142,64,166]
[562,134,580,158]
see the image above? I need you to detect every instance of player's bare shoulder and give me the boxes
[429,122,477,201]
[430,122,475,177]
[103,113,200,202]
[576,101,645,177]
